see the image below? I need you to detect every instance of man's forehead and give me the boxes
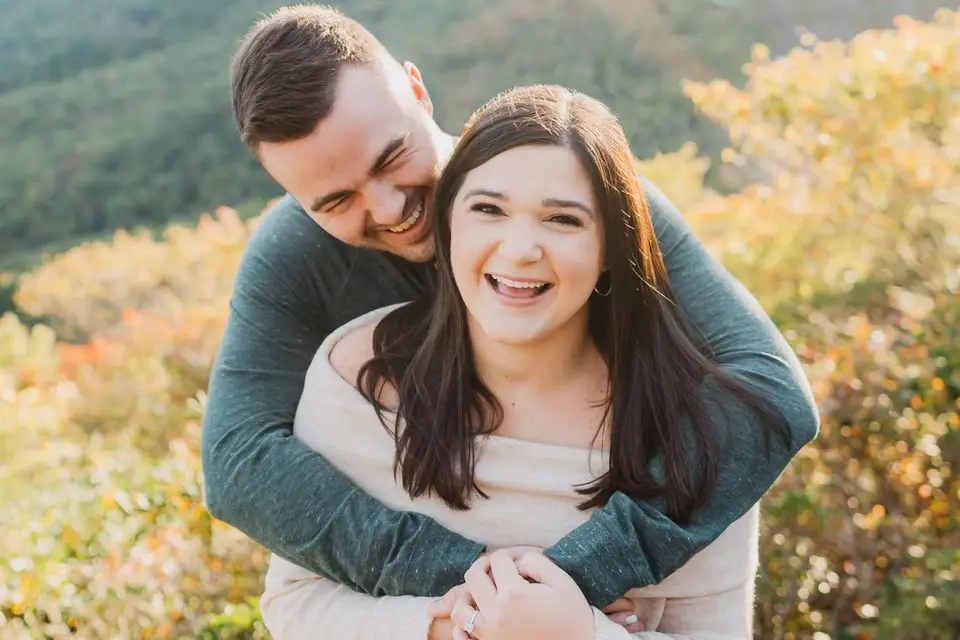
[311,77,407,170]
[310,125,389,174]
[324,65,405,131]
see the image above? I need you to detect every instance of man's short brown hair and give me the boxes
[230,4,383,150]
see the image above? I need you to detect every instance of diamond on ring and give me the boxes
[463,609,479,634]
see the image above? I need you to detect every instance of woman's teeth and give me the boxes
[487,274,552,297]
[388,203,423,233]
[491,275,548,289]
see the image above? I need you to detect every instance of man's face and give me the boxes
[258,59,451,263]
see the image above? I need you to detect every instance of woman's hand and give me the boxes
[428,615,456,640]
[436,549,595,640]
[429,584,468,640]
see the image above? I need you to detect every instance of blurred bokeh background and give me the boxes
[1,1,958,638]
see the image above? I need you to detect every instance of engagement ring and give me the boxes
[463,609,479,635]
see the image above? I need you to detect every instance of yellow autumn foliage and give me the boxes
[683,10,960,313]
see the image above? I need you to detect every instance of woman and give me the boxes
[260,84,778,639]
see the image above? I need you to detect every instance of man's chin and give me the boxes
[384,235,436,263]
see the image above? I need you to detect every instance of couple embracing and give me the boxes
[201,5,819,639]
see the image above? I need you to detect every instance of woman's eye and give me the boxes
[471,203,504,216]
[549,214,584,227]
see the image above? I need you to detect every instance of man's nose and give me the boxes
[363,180,406,227]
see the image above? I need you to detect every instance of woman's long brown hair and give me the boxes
[358,85,787,523]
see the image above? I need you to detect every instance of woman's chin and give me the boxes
[467,307,587,349]
[484,332,542,347]
[473,320,549,347]
[474,317,551,348]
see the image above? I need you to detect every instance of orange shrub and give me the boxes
[14,206,256,341]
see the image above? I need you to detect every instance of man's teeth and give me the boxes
[388,203,423,233]
[491,275,548,289]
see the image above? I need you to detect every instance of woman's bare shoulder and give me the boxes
[327,317,379,387]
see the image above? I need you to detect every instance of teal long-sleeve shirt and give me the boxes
[200,178,819,608]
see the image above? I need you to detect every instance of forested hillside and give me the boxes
[0,0,945,257]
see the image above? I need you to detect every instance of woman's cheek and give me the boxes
[550,234,604,283]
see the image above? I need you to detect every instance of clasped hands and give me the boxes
[428,547,645,639]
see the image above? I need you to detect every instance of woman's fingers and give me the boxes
[428,584,465,618]
[497,545,544,561]
[514,550,571,587]
[464,556,498,612]
[488,549,527,591]
[450,599,485,640]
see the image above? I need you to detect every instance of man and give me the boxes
[202,3,819,612]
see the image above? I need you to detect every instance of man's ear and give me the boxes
[403,61,434,116]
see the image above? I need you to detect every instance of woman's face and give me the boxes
[449,144,605,346]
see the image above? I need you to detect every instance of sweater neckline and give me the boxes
[314,303,610,461]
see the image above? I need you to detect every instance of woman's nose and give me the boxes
[496,221,544,263]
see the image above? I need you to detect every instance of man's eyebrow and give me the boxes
[311,190,352,213]
[369,133,409,175]
[310,134,410,213]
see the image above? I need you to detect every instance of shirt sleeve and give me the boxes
[200,200,483,597]
[259,554,436,640]
[543,178,820,607]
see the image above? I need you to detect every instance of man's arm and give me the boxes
[200,199,483,596]
[543,179,820,607]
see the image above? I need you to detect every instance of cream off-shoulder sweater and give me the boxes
[260,305,759,640]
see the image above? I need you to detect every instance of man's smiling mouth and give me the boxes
[386,200,423,234]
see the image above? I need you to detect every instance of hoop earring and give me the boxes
[593,273,611,297]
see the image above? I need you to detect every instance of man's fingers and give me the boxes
[607,610,645,633]
[602,596,634,614]
[603,595,645,632]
